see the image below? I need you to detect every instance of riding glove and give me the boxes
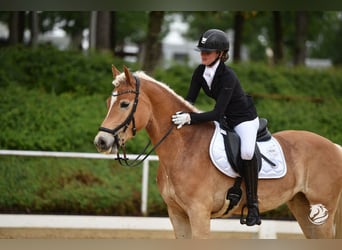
[172,111,191,129]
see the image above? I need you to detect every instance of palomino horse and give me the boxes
[94,66,342,239]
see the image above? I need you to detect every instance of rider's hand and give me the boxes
[172,111,191,129]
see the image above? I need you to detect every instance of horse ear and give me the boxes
[123,65,134,86]
[112,65,121,78]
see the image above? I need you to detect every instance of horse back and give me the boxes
[273,130,342,189]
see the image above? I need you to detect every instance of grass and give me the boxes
[0,156,166,216]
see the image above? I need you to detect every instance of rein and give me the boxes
[98,75,174,167]
[117,124,174,167]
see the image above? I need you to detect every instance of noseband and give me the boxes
[98,75,140,137]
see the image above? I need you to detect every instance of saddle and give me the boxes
[220,118,272,175]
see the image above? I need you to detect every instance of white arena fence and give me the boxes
[0,214,303,239]
[0,149,157,216]
[0,150,303,238]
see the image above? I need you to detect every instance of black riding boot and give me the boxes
[241,157,261,226]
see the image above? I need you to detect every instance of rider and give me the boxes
[171,29,261,226]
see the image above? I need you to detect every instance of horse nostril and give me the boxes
[96,136,108,150]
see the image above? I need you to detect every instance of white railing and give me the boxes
[0,214,303,239]
[0,149,303,238]
[0,149,158,216]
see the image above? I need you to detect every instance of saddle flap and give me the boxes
[221,129,262,175]
[221,129,242,174]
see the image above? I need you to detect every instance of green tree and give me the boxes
[308,12,342,65]
[272,11,284,64]
[113,11,148,58]
[8,12,25,45]
[142,11,165,73]
[183,11,342,66]
[39,11,89,50]
[182,11,232,40]
[95,11,112,52]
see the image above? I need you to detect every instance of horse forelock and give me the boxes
[111,70,197,112]
[112,73,126,87]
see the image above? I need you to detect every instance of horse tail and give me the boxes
[335,144,342,239]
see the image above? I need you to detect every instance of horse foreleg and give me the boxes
[168,205,211,238]
[188,209,211,239]
[167,205,192,239]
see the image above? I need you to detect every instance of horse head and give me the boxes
[94,65,150,154]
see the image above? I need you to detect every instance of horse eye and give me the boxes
[120,101,130,109]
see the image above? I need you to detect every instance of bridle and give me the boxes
[98,75,174,167]
[99,75,140,137]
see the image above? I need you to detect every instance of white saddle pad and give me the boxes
[210,122,287,179]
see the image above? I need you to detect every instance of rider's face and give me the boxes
[201,51,219,66]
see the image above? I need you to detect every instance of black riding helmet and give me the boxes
[196,29,230,52]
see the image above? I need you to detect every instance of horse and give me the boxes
[94,65,342,239]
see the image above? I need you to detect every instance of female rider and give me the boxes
[171,29,261,226]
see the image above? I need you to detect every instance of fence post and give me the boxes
[141,159,150,216]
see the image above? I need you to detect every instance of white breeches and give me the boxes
[234,117,259,160]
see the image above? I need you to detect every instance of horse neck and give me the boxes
[140,78,193,146]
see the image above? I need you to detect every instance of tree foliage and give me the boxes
[182,11,342,65]
[1,11,342,65]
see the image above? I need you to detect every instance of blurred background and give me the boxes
[1,11,342,70]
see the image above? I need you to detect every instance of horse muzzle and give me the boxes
[94,131,118,154]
